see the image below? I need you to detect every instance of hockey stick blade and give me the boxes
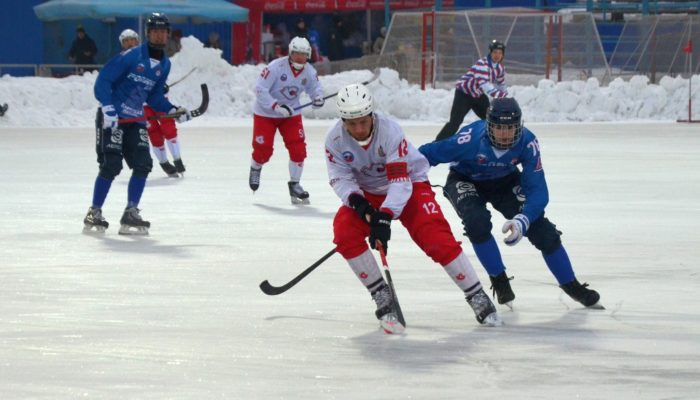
[259,248,336,295]
[294,68,381,111]
[118,83,209,123]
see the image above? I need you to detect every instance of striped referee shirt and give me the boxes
[456,55,507,99]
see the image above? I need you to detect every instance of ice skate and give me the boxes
[249,166,261,192]
[118,207,150,235]
[173,158,186,175]
[288,181,310,205]
[83,207,109,233]
[160,161,179,178]
[0,103,7,117]
[371,284,405,334]
[489,271,515,309]
[560,279,603,309]
[466,288,503,326]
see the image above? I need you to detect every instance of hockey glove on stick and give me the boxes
[311,96,325,109]
[273,103,293,117]
[101,105,118,130]
[502,214,530,246]
[369,211,392,254]
[348,193,375,223]
[170,106,192,123]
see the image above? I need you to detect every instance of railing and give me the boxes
[0,63,104,78]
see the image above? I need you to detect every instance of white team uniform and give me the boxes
[253,56,324,118]
[324,111,430,218]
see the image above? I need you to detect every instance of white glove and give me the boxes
[502,214,530,246]
[273,103,293,117]
[170,106,192,123]
[101,105,118,130]
[312,96,325,109]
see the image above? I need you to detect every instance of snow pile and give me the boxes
[0,36,697,128]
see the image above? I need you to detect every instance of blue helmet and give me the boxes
[486,98,522,149]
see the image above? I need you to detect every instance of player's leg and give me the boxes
[161,117,185,174]
[471,94,491,120]
[119,125,153,235]
[279,115,309,204]
[249,114,278,191]
[333,204,403,333]
[435,90,472,141]
[400,182,501,325]
[145,108,177,177]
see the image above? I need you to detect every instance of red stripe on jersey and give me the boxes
[386,162,408,182]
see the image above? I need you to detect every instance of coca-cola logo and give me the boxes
[264,1,285,11]
[305,0,327,8]
[344,0,366,8]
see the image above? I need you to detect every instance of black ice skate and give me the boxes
[490,271,515,309]
[0,103,7,117]
[249,167,261,191]
[288,181,310,205]
[83,207,109,233]
[160,161,179,178]
[560,279,603,309]
[466,288,503,326]
[118,207,150,235]
[371,283,405,334]
[173,158,186,174]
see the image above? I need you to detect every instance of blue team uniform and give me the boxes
[419,119,547,224]
[94,43,174,118]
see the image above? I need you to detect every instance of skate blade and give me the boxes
[290,196,310,205]
[586,302,605,310]
[118,225,149,236]
[481,312,504,327]
[82,225,106,234]
[503,301,514,311]
[380,320,405,335]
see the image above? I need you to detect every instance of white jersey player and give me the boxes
[248,36,325,204]
[325,83,502,334]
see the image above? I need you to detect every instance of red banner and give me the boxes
[236,0,456,13]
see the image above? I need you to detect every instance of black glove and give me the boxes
[348,193,375,223]
[369,211,392,253]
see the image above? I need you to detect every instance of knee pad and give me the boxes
[131,149,153,178]
[526,217,562,254]
[463,210,493,244]
[287,141,307,163]
[253,143,274,164]
[98,152,123,180]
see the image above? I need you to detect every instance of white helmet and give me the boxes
[119,29,139,43]
[288,36,311,70]
[336,83,374,120]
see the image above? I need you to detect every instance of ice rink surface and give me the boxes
[1,121,699,399]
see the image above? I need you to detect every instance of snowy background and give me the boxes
[0,36,698,128]
[1,37,699,399]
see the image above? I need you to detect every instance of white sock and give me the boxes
[347,249,384,293]
[152,146,168,163]
[251,159,263,170]
[443,252,482,297]
[166,138,181,160]
[289,161,304,182]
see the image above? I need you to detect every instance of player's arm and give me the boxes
[325,144,362,205]
[93,54,130,108]
[519,136,549,223]
[378,133,413,219]
[419,125,476,166]
[255,66,279,111]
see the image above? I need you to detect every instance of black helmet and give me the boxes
[486,98,522,150]
[146,13,170,33]
[488,39,506,54]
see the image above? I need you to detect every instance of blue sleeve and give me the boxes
[519,133,549,222]
[418,124,478,166]
[94,54,130,107]
[146,62,175,113]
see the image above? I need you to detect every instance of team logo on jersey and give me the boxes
[280,86,300,100]
[511,157,519,165]
[326,148,335,163]
[155,69,161,77]
[476,154,488,165]
[512,185,526,202]
[281,74,287,81]
[136,64,145,73]
[360,163,385,177]
[302,78,307,85]
[342,151,354,162]
[255,135,265,144]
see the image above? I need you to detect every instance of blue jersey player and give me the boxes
[83,13,192,235]
[418,98,602,309]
